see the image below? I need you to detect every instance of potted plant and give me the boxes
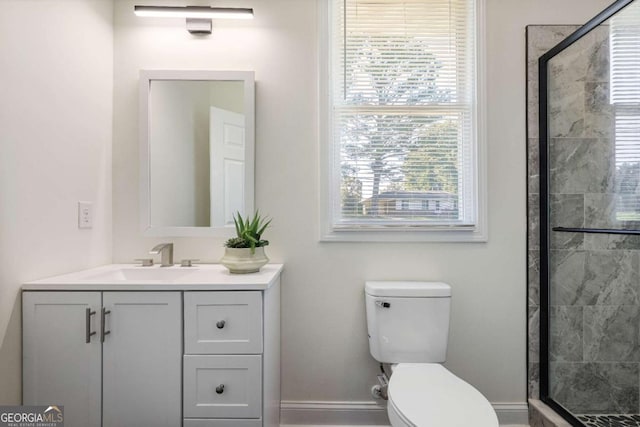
[220,211,271,274]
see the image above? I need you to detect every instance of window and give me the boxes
[320,0,486,242]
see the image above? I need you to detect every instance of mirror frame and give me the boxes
[139,69,255,237]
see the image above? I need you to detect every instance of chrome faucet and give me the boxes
[150,243,174,267]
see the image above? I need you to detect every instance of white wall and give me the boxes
[0,0,113,403]
[112,0,613,406]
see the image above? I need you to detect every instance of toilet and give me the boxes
[365,281,499,427]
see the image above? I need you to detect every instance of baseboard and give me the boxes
[493,402,530,425]
[280,400,529,426]
[281,401,388,425]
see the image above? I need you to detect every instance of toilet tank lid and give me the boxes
[365,281,451,297]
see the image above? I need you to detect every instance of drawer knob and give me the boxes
[216,320,226,329]
[215,384,225,394]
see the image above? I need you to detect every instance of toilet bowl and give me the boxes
[386,363,498,427]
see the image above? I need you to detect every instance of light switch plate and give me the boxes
[78,201,93,229]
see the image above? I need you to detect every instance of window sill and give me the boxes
[319,227,488,243]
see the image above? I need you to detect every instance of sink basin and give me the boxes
[84,268,197,282]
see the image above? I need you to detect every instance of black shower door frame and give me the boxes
[538,0,636,425]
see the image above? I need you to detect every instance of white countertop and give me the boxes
[23,263,283,291]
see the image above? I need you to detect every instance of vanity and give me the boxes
[22,264,282,427]
[22,68,269,426]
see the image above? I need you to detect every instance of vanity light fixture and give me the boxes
[134,5,254,35]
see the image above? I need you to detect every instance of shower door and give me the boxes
[540,0,640,425]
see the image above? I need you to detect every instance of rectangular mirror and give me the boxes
[139,70,255,237]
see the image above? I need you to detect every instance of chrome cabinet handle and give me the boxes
[101,308,111,342]
[85,308,96,343]
[216,320,226,329]
[215,384,225,394]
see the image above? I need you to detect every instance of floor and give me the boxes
[578,415,640,427]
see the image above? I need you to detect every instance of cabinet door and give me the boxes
[23,291,101,427]
[102,292,181,427]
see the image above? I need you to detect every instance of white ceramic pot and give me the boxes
[220,247,269,274]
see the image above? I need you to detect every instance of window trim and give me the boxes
[318,0,488,243]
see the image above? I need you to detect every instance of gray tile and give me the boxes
[550,249,586,306]
[546,29,611,139]
[584,83,613,139]
[546,33,598,138]
[527,26,581,64]
[529,306,540,364]
[584,305,640,362]
[527,26,579,140]
[581,250,639,305]
[585,193,622,229]
[529,362,540,399]
[550,194,585,249]
[548,82,585,138]
[527,80,539,139]
[550,138,614,194]
[529,138,540,195]
[584,111,614,139]
[548,30,599,85]
[529,193,540,250]
[585,191,640,231]
[550,229,584,250]
[527,25,608,406]
[586,27,610,83]
[585,82,610,114]
[550,306,583,362]
[549,362,639,414]
[584,233,640,250]
[529,249,540,306]
[551,194,585,227]
[551,249,638,306]
[576,251,638,305]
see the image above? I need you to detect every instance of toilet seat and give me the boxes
[387,363,499,427]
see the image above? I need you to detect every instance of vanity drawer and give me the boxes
[184,355,262,419]
[184,291,262,354]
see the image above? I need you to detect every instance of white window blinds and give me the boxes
[329,0,478,230]
[610,2,640,220]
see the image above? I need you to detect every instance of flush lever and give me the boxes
[375,300,391,308]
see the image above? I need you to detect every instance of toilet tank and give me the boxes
[365,281,451,363]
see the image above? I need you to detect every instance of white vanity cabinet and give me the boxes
[22,291,182,427]
[181,284,281,426]
[183,291,269,425]
[22,264,282,427]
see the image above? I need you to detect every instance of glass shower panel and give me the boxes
[545,1,640,423]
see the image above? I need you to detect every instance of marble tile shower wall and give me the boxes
[527,24,578,403]
[527,26,640,414]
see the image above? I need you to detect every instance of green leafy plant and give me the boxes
[224,211,271,254]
